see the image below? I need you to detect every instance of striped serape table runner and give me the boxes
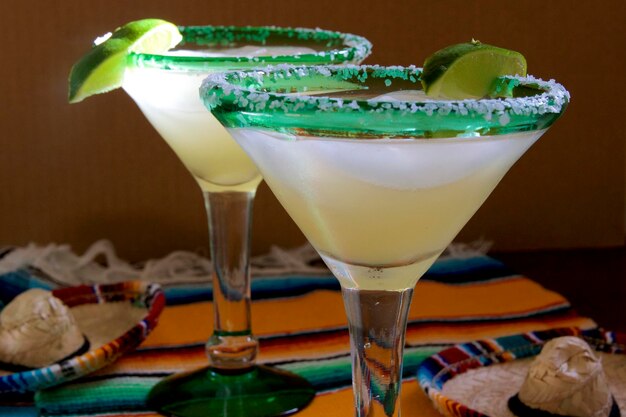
[0,254,595,417]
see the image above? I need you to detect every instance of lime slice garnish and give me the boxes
[422,40,527,99]
[68,19,182,103]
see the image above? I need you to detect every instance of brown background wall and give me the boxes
[0,0,624,262]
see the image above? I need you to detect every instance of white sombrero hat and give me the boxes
[0,281,165,393]
[418,328,626,417]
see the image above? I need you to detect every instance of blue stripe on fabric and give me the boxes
[0,407,38,417]
[494,334,536,352]
[35,377,161,416]
[421,256,517,284]
[160,275,341,305]
[0,269,52,304]
[0,256,518,306]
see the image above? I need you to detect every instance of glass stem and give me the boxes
[342,287,414,417]
[203,191,258,370]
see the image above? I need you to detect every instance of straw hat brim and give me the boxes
[418,328,626,417]
[0,281,165,393]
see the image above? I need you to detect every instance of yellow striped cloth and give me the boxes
[26,255,595,416]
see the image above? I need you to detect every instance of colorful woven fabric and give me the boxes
[0,255,596,417]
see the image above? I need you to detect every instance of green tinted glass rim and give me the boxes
[128,26,372,71]
[200,64,570,138]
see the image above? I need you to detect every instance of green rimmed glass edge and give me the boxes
[128,26,372,71]
[200,64,570,139]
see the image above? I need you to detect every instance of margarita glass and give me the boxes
[121,27,371,417]
[200,65,569,417]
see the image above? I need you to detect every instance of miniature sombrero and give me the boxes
[418,327,626,417]
[0,281,165,393]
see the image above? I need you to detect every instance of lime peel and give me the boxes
[422,41,527,100]
[68,19,182,103]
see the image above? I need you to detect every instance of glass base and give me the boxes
[147,365,316,417]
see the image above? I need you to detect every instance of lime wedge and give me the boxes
[422,40,527,99]
[68,19,182,103]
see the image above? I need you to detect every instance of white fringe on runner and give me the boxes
[0,239,491,286]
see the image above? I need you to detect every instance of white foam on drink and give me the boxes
[310,135,540,189]
[231,128,542,190]
[166,45,317,58]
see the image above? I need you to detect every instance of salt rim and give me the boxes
[201,64,569,124]
[129,25,372,69]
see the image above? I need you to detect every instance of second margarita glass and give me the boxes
[200,65,569,416]
[121,26,371,417]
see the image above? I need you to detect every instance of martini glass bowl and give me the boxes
[200,65,569,417]
[121,27,371,417]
